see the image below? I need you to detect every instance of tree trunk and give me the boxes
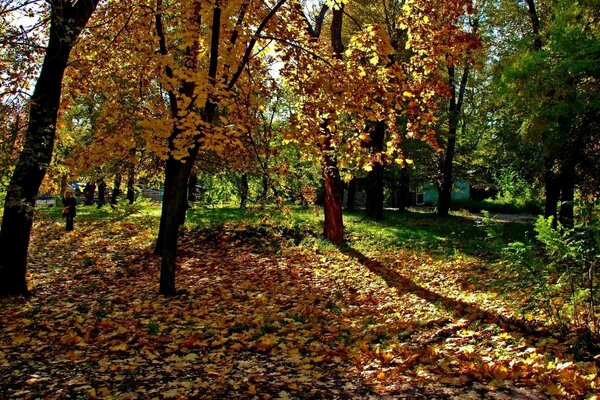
[111,173,122,206]
[558,161,575,228]
[240,173,249,209]
[158,157,195,295]
[319,4,345,244]
[544,156,560,222]
[438,61,470,217]
[0,0,100,296]
[365,121,385,220]
[60,175,69,197]
[126,162,136,204]
[261,175,269,202]
[346,178,356,211]
[322,140,344,244]
[156,0,219,266]
[188,172,198,202]
[398,168,411,212]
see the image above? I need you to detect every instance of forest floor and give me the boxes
[0,205,598,399]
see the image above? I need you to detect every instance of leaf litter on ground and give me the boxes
[0,213,598,399]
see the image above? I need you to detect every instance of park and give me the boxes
[1,0,599,398]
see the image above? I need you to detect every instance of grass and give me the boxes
[36,202,533,260]
[5,201,599,398]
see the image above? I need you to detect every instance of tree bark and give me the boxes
[524,0,543,51]
[345,178,356,211]
[159,156,196,294]
[398,168,411,212]
[111,173,122,206]
[0,0,100,296]
[126,162,136,204]
[240,173,249,209]
[322,135,344,244]
[438,61,470,216]
[319,4,345,244]
[365,121,385,220]
[558,160,575,228]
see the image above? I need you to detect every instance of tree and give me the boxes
[149,0,288,294]
[498,0,600,226]
[0,0,101,296]
[438,13,480,216]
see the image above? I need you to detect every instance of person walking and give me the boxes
[62,190,77,231]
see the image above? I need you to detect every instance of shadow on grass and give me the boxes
[338,244,548,340]
[344,209,532,259]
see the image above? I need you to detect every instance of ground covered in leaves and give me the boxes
[1,208,599,399]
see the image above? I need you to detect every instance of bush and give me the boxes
[481,214,600,346]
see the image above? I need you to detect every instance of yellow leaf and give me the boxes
[12,334,29,345]
[546,383,565,396]
[248,384,257,395]
[377,372,386,381]
[109,343,127,352]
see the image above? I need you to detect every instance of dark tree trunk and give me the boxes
[240,173,249,209]
[438,136,456,216]
[558,161,575,228]
[97,181,106,208]
[346,178,356,211]
[261,176,269,202]
[544,157,560,222]
[319,4,345,244]
[188,172,198,202]
[398,168,411,212]
[84,182,96,205]
[126,163,136,204]
[365,121,385,220]
[158,157,195,294]
[111,173,122,206]
[438,61,470,217]
[0,0,100,296]
[322,139,344,244]
[524,0,543,51]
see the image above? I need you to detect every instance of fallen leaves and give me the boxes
[0,216,598,399]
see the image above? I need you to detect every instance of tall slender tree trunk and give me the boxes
[111,173,122,206]
[438,59,471,216]
[544,157,560,221]
[322,135,344,244]
[319,4,345,244]
[365,121,385,220]
[126,162,136,204]
[261,176,269,202]
[345,178,356,211]
[559,160,576,228]
[154,0,286,293]
[240,173,249,209]
[398,168,410,212]
[0,0,100,296]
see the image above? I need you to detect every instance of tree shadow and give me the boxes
[344,209,532,259]
[338,244,550,340]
